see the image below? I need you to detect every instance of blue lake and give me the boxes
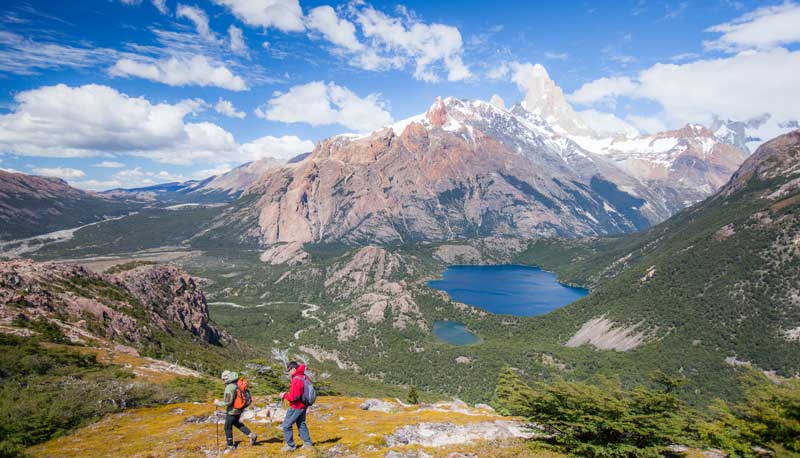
[428,265,588,317]
[432,321,480,346]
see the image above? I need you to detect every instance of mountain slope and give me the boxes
[220,97,672,245]
[0,170,139,240]
[515,129,800,396]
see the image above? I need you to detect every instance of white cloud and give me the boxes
[93,161,126,168]
[625,115,669,134]
[704,2,800,52]
[568,76,637,105]
[634,48,800,124]
[306,5,363,52]
[486,62,509,80]
[109,55,248,91]
[0,84,313,166]
[214,98,246,119]
[193,163,235,179]
[176,4,217,42]
[32,167,86,180]
[211,0,304,32]
[259,81,392,132]
[72,179,124,191]
[112,167,188,187]
[577,109,639,137]
[151,0,168,14]
[0,31,117,75]
[567,48,800,132]
[239,135,314,160]
[227,25,249,56]
[353,4,471,82]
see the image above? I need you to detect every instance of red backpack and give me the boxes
[232,378,252,410]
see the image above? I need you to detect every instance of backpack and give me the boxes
[298,375,317,406]
[233,378,252,410]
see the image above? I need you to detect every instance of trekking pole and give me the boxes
[215,406,220,458]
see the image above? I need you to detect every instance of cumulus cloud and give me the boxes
[258,81,392,132]
[353,4,471,82]
[301,4,470,82]
[568,48,800,130]
[565,3,800,137]
[176,4,217,42]
[227,25,249,56]
[306,5,363,52]
[0,84,312,165]
[568,76,637,106]
[109,55,248,91]
[214,98,246,118]
[93,161,126,168]
[238,135,314,160]
[32,167,86,180]
[211,0,304,32]
[704,2,800,52]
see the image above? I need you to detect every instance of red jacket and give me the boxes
[283,364,308,409]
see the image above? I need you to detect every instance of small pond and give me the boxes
[432,320,480,345]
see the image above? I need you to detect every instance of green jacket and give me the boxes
[215,374,241,415]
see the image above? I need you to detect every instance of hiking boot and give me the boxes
[224,444,237,453]
[302,442,315,450]
[249,433,257,445]
[281,445,296,452]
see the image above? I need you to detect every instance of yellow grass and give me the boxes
[29,396,566,458]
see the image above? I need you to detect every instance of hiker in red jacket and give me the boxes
[278,361,313,452]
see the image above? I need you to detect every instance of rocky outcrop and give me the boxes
[433,245,483,264]
[384,420,538,447]
[0,259,224,346]
[724,129,800,194]
[259,242,309,266]
[565,316,649,351]
[112,264,222,344]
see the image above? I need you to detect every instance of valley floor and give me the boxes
[28,397,560,458]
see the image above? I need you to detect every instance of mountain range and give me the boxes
[216,67,747,245]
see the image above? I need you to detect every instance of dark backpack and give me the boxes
[298,375,317,406]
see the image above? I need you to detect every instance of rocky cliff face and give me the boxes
[0,260,225,346]
[113,264,222,344]
[236,97,666,246]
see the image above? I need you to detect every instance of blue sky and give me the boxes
[0,0,798,189]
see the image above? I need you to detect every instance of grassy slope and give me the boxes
[28,397,562,458]
[512,174,800,403]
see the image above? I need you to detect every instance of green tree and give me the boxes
[490,366,536,416]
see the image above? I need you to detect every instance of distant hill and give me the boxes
[102,158,284,204]
[0,170,139,241]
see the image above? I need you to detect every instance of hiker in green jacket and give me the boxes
[214,370,257,450]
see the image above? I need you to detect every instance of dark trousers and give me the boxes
[224,412,252,445]
[282,407,311,447]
